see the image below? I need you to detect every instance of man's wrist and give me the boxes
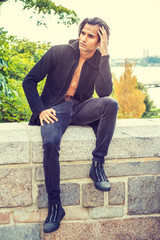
[101,53,108,56]
[101,51,108,56]
[101,48,108,56]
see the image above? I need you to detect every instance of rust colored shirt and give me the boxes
[66,57,86,96]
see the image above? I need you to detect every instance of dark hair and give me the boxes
[78,17,110,42]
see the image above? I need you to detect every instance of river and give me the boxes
[111,66,160,108]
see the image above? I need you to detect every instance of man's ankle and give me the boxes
[90,161,111,191]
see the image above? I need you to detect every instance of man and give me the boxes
[23,17,118,233]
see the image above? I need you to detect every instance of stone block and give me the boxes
[108,182,125,205]
[44,217,160,240]
[35,163,91,181]
[0,224,41,240]
[37,184,48,209]
[106,160,160,177]
[0,212,10,224]
[108,118,160,159]
[64,206,90,220]
[44,221,98,240]
[30,125,96,163]
[32,142,43,163]
[82,183,104,207]
[37,183,80,208]
[108,138,160,159]
[60,163,90,180]
[31,119,160,162]
[13,209,47,223]
[60,126,96,161]
[1,119,160,167]
[92,206,124,219]
[0,123,30,164]
[0,168,32,207]
[128,176,160,215]
[35,166,44,181]
[28,125,43,163]
[61,183,80,206]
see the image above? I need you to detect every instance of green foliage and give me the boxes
[0,27,51,122]
[0,51,15,108]
[137,82,160,118]
[1,0,79,27]
[1,79,31,122]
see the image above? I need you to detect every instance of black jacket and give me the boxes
[23,40,113,125]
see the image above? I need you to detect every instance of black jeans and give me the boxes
[41,97,118,204]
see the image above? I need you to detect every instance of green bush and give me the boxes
[0,27,51,122]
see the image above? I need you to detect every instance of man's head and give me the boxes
[79,17,110,43]
[78,17,110,55]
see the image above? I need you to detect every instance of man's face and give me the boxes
[79,23,100,53]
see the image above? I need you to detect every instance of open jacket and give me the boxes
[23,40,113,125]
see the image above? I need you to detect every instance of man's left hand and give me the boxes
[98,26,109,56]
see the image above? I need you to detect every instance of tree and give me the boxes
[0,0,79,26]
[113,60,146,119]
[0,27,50,122]
[137,82,160,118]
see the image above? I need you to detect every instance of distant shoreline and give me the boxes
[110,57,160,67]
[111,64,160,67]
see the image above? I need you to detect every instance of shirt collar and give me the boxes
[69,39,101,69]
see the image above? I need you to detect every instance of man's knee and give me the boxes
[43,135,61,149]
[41,123,62,147]
[109,97,119,112]
[102,97,119,114]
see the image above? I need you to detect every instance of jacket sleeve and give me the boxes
[22,46,58,117]
[95,55,113,97]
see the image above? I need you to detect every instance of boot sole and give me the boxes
[94,183,111,192]
[90,172,111,192]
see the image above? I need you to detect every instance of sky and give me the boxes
[0,0,160,59]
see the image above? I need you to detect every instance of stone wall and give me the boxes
[0,119,160,240]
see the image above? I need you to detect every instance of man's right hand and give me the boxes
[39,109,58,126]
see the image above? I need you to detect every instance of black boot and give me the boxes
[89,161,111,191]
[43,203,65,233]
